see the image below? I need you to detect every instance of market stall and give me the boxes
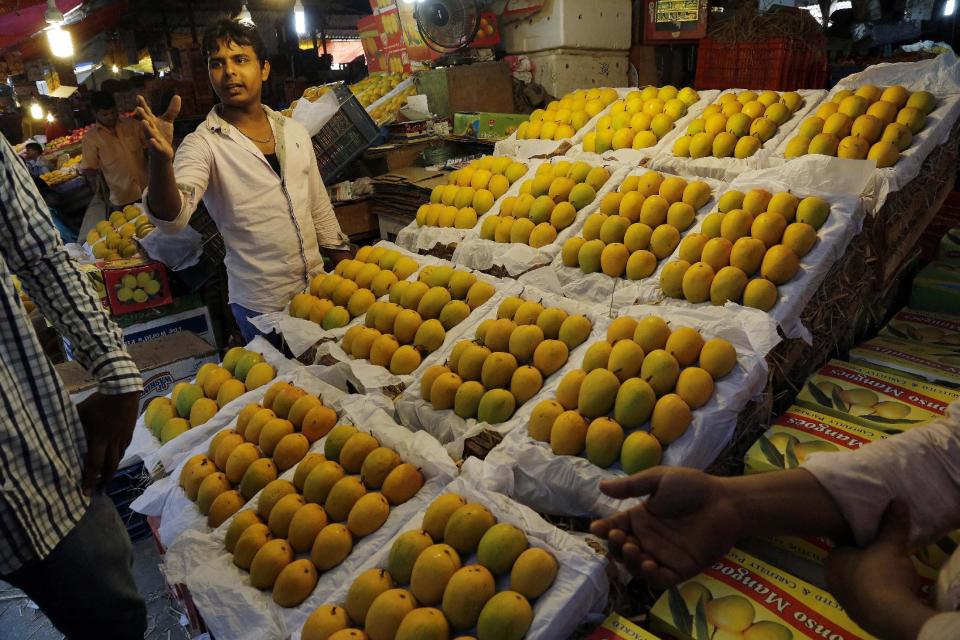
[7,0,960,636]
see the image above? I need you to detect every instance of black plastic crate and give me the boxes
[107,461,152,541]
[312,83,381,185]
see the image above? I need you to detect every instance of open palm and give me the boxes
[136,94,180,161]
[590,467,745,588]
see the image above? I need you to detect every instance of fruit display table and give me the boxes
[117,53,960,640]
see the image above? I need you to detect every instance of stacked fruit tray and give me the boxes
[453,158,626,278]
[484,305,774,517]
[290,462,607,640]
[545,169,723,307]
[160,396,458,640]
[395,284,607,448]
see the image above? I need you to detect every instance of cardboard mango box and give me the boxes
[851,336,960,388]
[750,534,942,603]
[58,330,218,414]
[795,359,959,432]
[910,261,960,315]
[586,613,664,640]
[880,307,960,350]
[744,405,888,474]
[937,227,960,264]
[452,111,529,140]
[650,548,873,640]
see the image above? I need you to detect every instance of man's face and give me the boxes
[24,147,40,160]
[208,39,270,108]
[94,107,118,128]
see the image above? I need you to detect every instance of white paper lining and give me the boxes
[130,366,354,543]
[768,53,960,213]
[564,90,723,166]
[394,158,541,254]
[287,458,609,640]
[493,88,635,159]
[251,241,447,357]
[311,266,524,394]
[451,161,632,277]
[632,157,872,343]
[650,89,828,182]
[365,76,417,123]
[393,283,611,458]
[161,394,459,640]
[483,304,779,517]
[524,169,726,310]
[121,337,301,472]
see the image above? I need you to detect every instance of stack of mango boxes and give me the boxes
[649,306,960,639]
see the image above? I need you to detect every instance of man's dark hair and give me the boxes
[202,19,266,66]
[25,142,43,154]
[90,91,115,111]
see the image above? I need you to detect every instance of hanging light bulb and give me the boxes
[46,113,55,123]
[46,25,74,58]
[237,3,255,26]
[30,103,44,120]
[111,64,119,73]
[294,0,307,36]
[44,0,73,58]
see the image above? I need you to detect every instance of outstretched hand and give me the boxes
[590,467,745,588]
[136,94,180,161]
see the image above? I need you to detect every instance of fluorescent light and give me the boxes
[30,103,44,120]
[238,3,255,26]
[946,0,956,15]
[294,0,307,36]
[47,25,74,58]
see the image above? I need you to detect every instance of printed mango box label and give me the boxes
[650,548,873,640]
[851,336,960,388]
[881,308,960,349]
[795,359,958,432]
[587,613,664,640]
[744,405,887,474]
[762,534,943,602]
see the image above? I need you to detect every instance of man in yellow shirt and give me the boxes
[82,91,149,210]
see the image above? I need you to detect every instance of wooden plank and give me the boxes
[883,173,956,281]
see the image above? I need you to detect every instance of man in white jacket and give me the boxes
[592,404,960,639]
[138,19,352,344]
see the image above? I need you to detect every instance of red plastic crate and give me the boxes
[695,35,827,91]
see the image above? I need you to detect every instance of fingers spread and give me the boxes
[163,95,182,121]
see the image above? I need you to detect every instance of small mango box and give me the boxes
[851,336,960,388]
[743,405,888,474]
[795,359,959,432]
[101,259,173,315]
[880,307,960,350]
[650,547,873,640]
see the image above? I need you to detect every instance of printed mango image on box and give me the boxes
[795,359,959,432]
[880,307,960,348]
[744,405,887,473]
[851,335,960,388]
[650,548,874,640]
